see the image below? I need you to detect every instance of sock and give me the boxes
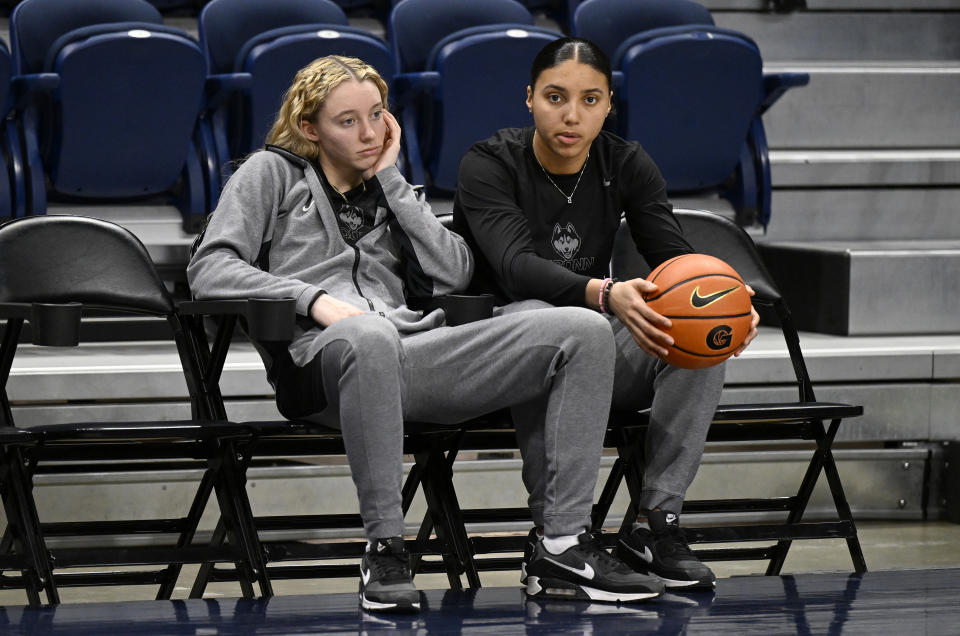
[542,534,580,555]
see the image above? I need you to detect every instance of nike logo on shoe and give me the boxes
[544,557,595,580]
[360,564,372,585]
[624,544,655,564]
[690,285,739,308]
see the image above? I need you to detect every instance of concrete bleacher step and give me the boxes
[770,150,960,188]
[762,62,960,149]
[757,240,960,335]
[9,326,960,441]
[714,10,960,62]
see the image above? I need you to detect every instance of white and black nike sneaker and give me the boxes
[359,537,421,613]
[615,510,716,590]
[525,531,664,603]
[520,526,541,586]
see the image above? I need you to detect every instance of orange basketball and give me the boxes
[643,254,752,369]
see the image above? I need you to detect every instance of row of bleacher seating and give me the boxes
[0,211,864,604]
[0,0,807,232]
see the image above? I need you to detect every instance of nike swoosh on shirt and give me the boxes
[303,200,314,211]
[690,285,739,308]
[544,557,595,580]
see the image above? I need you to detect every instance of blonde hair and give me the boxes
[265,56,389,161]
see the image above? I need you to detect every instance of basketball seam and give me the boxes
[669,343,735,358]
[646,255,686,286]
[662,313,752,320]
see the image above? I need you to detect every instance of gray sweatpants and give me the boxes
[304,307,615,540]
[506,301,725,517]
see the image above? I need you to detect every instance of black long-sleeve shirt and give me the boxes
[453,127,692,306]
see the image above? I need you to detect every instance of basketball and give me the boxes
[643,254,753,369]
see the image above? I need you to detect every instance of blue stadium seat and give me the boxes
[389,0,559,192]
[199,0,394,193]
[0,40,25,221]
[8,0,210,231]
[573,0,807,227]
[574,0,713,53]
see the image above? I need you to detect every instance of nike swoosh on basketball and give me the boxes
[690,285,739,308]
[544,557,595,580]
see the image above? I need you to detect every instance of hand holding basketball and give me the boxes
[642,253,754,369]
[606,278,674,358]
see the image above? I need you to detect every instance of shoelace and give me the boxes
[658,525,697,560]
[368,547,411,583]
[578,531,629,569]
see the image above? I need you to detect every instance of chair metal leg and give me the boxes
[210,440,272,597]
[415,446,479,589]
[406,445,461,577]
[765,418,858,575]
[819,428,867,573]
[190,519,227,599]
[155,466,219,600]
[613,428,646,537]
[2,448,58,604]
[591,455,626,531]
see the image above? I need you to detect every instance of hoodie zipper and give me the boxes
[350,244,376,311]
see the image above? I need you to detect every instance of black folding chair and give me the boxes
[592,208,866,574]
[177,296,487,595]
[0,214,273,603]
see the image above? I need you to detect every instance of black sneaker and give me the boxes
[525,531,664,603]
[520,526,541,586]
[359,537,421,613]
[615,511,716,590]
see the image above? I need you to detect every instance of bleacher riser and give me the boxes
[0,444,934,551]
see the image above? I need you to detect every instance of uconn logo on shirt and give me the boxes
[337,204,365,242]
[551,223,595,272]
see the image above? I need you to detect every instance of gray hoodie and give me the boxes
[187,146,474,367]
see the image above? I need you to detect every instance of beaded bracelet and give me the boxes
[602,278,619,315]
[598,277,613,314]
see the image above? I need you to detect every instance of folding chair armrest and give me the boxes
[758,72,809,115]
[408,294,494,327]
[178,298,296,342]
[204,72,253,111]
[10,73,60,110]
[0,301,82,346]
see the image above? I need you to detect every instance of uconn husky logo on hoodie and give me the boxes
[551,222,595,271]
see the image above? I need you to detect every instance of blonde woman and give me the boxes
[188,56,664,612]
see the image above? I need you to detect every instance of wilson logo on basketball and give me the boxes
[706,325,734,350]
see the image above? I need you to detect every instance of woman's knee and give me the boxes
[541,306,614,349]
[325,314,402,362]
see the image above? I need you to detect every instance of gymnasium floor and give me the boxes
[1,520,959,634]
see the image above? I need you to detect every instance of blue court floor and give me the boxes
[2,567,958,635]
